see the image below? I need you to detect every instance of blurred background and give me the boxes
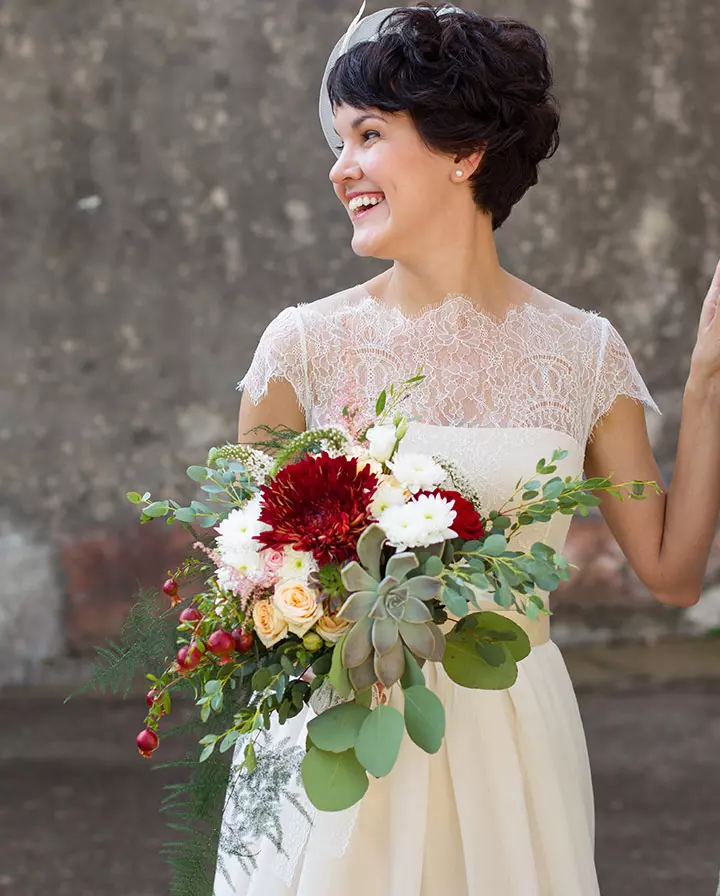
[0,0,719,894]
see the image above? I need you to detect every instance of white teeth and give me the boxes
[348,195,385,212]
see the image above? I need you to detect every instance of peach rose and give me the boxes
[272,581,323,637]
[315,608,353,644]
[251,599,288,648]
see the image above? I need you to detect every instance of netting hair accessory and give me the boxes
[318,3,462,157]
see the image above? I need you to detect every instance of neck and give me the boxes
[363,210,531,315]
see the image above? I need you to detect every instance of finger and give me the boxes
[699,258,720,330]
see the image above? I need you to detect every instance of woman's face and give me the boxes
[329,104,460,260]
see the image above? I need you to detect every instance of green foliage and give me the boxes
[268,426,351,476]
[66,588,177,701]
[403,685,445,753]
[354,704,405,777]
[306,701,370,753]
[441,612,530,691]
[301,746,369,811]
[373,368,425,428]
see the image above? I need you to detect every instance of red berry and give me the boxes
[232,628,254,653]
[207,629,235,657]
[216,655,234,665]
[179,607,202,624]
[163,578,178,597]
[177,642,202,673]
[136,728,159,758]
[146,688,158,707]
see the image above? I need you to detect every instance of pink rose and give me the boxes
[262,548,284,574]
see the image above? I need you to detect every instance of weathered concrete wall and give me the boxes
[1,0,719,683]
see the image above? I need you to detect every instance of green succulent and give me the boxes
[337,524,445,690]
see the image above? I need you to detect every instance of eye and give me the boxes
[333,130,381,152]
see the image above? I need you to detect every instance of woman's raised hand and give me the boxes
[690,259,720,388]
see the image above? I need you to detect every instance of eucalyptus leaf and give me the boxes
[301,747,369,811]
[219,730,241,753]
[403,685,445,754]
[354,704,405,777]
[400,646,426,690]
[186,465,209,483]
[307,701,371,753]
[442,631,518,690]
[542,477,565,499]
[482,534,507,557]
[144,501,170,518]
[473,612,531,662]
[442,584,469,618]
[424,555,444,576]
[329,636,352,697]
[199,743,215,762]
[475,641,506,667]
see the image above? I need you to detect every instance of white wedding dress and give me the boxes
[214,285,659,896]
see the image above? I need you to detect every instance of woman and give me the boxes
[215,5,720,894]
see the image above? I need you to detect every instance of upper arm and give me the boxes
[584,395,667,593]
[581,317,665,594]
[235,305,309,444]
[237,378,306,443]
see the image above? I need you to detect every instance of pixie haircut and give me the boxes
[326,4,560,230]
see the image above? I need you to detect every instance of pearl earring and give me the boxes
[455,169,463,177]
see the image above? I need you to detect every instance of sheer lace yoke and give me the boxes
[239,291,660,448]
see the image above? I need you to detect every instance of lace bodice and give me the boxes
[238,289,659,448]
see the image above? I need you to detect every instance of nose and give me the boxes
[329,147,363,186]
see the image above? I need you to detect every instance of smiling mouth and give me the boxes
[349,197,386,220]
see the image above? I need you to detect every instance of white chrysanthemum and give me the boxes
[215,497,267,553]
[277,547,318,583]
[377,503,427,550]
[379,494,456,549]
[369,480,407,520]
[412,493,457,545]
[388,452,447,493]
[220,543,263,576]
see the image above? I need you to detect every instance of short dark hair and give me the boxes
[326,4,560,230]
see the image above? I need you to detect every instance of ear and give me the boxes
[455,148,485,176]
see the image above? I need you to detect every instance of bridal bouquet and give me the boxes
[73,371,658,891]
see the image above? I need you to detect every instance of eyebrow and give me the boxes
[333,113,387,137]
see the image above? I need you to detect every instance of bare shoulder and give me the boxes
[299,283,367,316]
[530,285,601,327]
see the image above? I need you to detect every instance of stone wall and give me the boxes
[1,0,719,683]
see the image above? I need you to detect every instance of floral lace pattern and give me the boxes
[238,294,660,448]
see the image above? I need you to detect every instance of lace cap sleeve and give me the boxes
[589,317,661,438]
[237,306,310,415]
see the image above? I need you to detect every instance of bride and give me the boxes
[215,5,720,894]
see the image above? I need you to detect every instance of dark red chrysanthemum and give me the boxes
[417,488,485,540]
[255,452,379,565]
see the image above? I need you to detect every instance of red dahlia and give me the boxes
[255,452,378,565]
[418,488,485,540]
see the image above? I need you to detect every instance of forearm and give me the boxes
[656,373,720,602]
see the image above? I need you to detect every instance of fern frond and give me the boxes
[66,588,176,701]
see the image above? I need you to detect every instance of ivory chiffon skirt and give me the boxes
[214,639,600,896]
